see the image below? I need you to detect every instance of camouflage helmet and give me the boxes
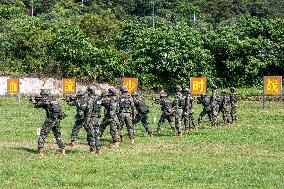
[175,85,182,92]
[40,89,51,96]
[76,91,84,96]
[86,85,96,94]
[211,84,217,90]
[108,88,117,96]
[230,87,236,92]
[120,86,128,93]
[132,91,139,97]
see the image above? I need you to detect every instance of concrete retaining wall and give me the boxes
[0,77,111,96]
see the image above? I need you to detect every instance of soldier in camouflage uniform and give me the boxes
[99,88,120,147]
[219,90,231,125]
[210,85,220,127]
[67,91,87,146]
[230,87,238,123]
[91,90,108,131]
[172,86,184,136]
[197,94,212,126]
[68,87,101,153]
[118,86,135,143]
[85,85,102,154]
[182,88,196,132]
[31,89,66,156]
[155,91,176,135]
[132,92,153,137]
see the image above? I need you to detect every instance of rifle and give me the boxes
[28,96,43,104]
[62,96,76,103]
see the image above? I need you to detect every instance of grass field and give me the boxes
[0,97,284,189]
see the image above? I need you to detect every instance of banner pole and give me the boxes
[263,77,265,109]
[18,79,20,104]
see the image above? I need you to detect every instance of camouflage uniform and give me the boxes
[219,91,231,124]
[182,88,196,131]
[118,86,135,142]
[197,94,212,126]
[85,86,102,153]
[155,92,175,134]
[210,85,220,127]
[68,88,101,153]
[172,86,184,135]
[132,92,153,136]
[99,88,120,145]
[230,87,238,123]
[67,91,87,143]
[33,89,65,155]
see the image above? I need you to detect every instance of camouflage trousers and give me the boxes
[70,119,84,141]
[211,106,219,125]
[99,115,120,143]
[231,106,237,122]
[219,108,230,124]
[38,119,65,150]
[198,110,212,125]
[157,113,175,132]
[183,112,196,130]
[118,112,134,140]
[70,119,100,150]
[89,117,101,151]
[174,109,183,133]
[133,112,152,134]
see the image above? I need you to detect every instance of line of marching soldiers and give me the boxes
[154,85,238,137]
[29,84,238,156]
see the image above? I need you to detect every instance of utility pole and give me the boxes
[31,0,34,25]
[31,0,34,17]
[152,0,155,28]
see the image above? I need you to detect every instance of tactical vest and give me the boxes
[92,96,102,117]
[220,95,230,109]
[161,99,174,116]
[230,93,238,108]
[202,97,211,112]
[76,97,87,119]
[48,97,65,120]
[105,97,118,116]
[119,95,133,113]
[184,96,193,112]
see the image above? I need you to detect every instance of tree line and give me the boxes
[1,0,284,90]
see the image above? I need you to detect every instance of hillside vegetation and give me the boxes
[1,0,284,89]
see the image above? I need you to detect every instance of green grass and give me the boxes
[0,97,284,189]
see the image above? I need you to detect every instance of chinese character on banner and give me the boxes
[190,77,207,95]
[263,76,282,95]
[7,79,19,95]
[63,78,76,94]
[122,78,138,94]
